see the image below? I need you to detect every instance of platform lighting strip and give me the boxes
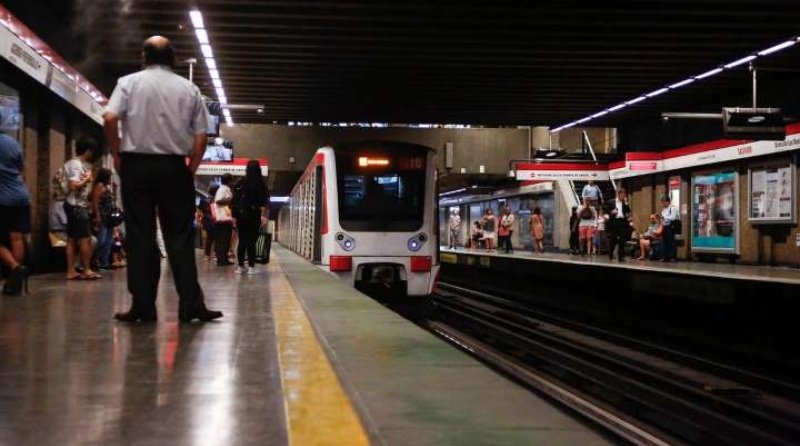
[550,36,800,132]
[189,9,233,126]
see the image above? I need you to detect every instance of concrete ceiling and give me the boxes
[5,0,800,127]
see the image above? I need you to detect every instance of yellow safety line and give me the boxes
[269,255,370,446]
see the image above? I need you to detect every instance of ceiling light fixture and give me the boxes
[189,9,232,125]
[645,88,669,98]
[669,78,695,89]
[194,29,209,45]
[758,40,796,56]
[695,67,723,80]
[550,36,799,133]
[724,55,756,69]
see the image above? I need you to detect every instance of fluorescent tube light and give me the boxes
[645,88,669,98]
[758,40,796,56]
[200,44,213,58]
[607,103,627,112]
[209,69,220,79]
[669,78,695,89]
[205,58,217,70]
[695,67,723,79]
[189,10,204,29]
[724,55,756,69]
[194,29,209,44]
[626,96,647,105]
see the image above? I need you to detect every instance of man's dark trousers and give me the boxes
[121,153,203,316]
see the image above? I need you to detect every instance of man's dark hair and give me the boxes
[95,168,112,186]
[221,173,233,185]
[662,195,671,203]
[75,136,99,157]
[143,40,175,67]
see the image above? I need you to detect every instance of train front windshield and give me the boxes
[337,151,427,231]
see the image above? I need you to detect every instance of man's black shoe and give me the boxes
[179,308,223,322]
[114,310,158,322]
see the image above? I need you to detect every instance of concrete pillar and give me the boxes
[531,126,551,151]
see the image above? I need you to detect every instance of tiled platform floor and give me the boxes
[0,246,616,445]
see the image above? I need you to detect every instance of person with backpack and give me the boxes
[63,137,101,280]
[232,160,268,274]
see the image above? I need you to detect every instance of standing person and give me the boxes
[607,188,633,262]
[213,174,235,266]
[90,168,114,270]
[447,210,461,249]
[64,137,101,280]
[530,207,545,254]
[568,206,579,255]
[660,195,679,262]
[595,208,608,254]
[581,180,603,208]
[0,121,31,295]
[576,198,598,256]
[232,160,268,274]
[498,206,515,254]
[103,35,222,322]
[201,184,218,261]
[480,208,496,251]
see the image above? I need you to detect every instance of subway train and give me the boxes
[278,142,439,297]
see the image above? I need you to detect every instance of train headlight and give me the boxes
[407,233,427,252]
[336,232,356,251]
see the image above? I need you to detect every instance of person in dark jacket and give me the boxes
[607,188,633,261]
[232,160,268,274]
[568,206,579,255]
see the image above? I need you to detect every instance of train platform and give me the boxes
[439,247,800,303]
[0,245,615,446]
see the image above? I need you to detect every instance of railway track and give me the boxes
[426,282,800,446]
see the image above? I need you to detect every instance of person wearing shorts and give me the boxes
[63,137,100,280]
[576,198,598,256]
[0,125,32,295]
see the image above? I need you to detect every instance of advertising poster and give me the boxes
[749,163,794,223]
[691,171,738,253]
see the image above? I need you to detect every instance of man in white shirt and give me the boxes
[448,210,461,249]
[581,180,603,208]
[103,36,221,323]
[660,196,680,261]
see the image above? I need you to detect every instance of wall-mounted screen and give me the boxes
[748,161,795,224]
[691,170,738,253]
[202,137,234,162]
[206,100,221,136]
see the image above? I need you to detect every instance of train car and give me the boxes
[279,141,439,297]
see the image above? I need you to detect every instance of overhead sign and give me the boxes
[516,163,609,181]
[196,158,269,177]
[0,26,49,85]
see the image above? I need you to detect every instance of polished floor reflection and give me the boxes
[0,260,286,446]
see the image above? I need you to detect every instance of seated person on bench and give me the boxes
[637,214,664,261]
